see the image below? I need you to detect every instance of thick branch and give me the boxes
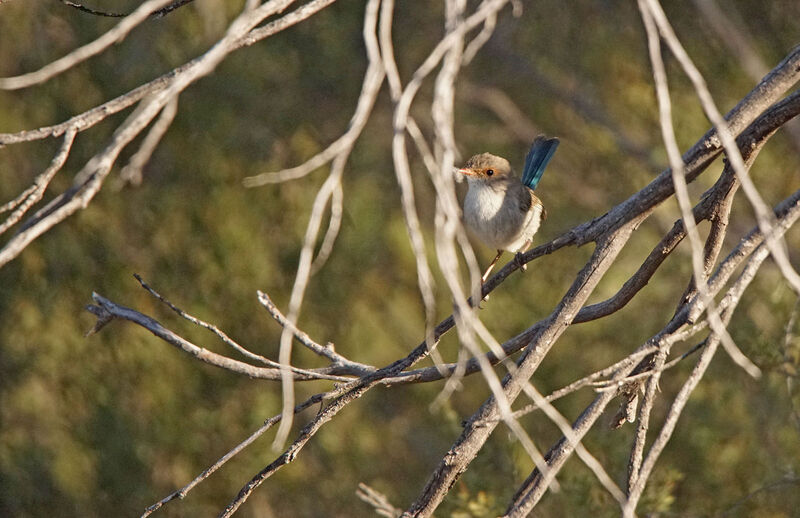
[504,186,800,516]
[567,45,800,247]
[401,80,800,516]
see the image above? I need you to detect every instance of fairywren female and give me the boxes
[457,135,559,281]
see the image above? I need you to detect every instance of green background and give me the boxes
[1,1,799,516]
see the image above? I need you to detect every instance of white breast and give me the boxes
[463,179,542,252]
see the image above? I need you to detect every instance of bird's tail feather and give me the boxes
[522,136,559,190]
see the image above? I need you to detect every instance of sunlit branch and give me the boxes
[142,389,332,517]
[504,186,800,516]
[85,292,355,381]
[269,0,385,450]
[623,236,775,516]
[643,0,800,294]
[134,273,278,366]
[257,290,374,373]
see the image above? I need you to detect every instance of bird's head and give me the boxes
[456,153,512,183]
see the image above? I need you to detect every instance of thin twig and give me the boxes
[623,235,774,515]
[644,0,800,295]
[118,96,179,187]
[640,0,760,381]
[0,127,76,235]
[133,273,278,367]
[257,290,374,373]
[270,0,384,450]
[1,0,178,90]
[141,390,330,517]
[57,0,195,18]
[356,483,402,518]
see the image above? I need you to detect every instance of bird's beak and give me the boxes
[455,167,476,177]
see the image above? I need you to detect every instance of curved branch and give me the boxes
[0,0,337,272]
[118,96,179,187]
[568,45,800,247]
[574,166,737,324]
[623,233,776,516]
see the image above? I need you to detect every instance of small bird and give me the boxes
[457,135,559,282]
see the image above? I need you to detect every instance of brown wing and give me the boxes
[530,191,546,220]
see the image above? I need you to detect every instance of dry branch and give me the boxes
[85,292,356,381]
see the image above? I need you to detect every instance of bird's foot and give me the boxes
[514,252,527,272]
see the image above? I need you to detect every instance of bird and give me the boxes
[457,135,559,283]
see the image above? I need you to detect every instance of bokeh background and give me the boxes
[1,1,799,516]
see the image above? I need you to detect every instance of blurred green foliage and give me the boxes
[1,0,799,516]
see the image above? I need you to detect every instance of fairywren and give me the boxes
[457,135,559,281]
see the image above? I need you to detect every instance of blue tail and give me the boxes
[522,136,559,190]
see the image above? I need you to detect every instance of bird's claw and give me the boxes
[514,252,527,272]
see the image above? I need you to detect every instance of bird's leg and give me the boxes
[481,250,504,283]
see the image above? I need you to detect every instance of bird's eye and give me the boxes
[486,169,494,176]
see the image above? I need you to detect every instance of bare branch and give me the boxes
[0,0,341,274]
[0,0,339,148]
[133,273,283,367]
[218,329,445,517]
[574,166,738,324]
[567,46,800,248]
[639,0,760,383]
[623,236,776,515]
[504,186,800,516]
[0,96,165,269]
[85,292,354,381]
[692,0,800,153]
[270,0,384,450]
